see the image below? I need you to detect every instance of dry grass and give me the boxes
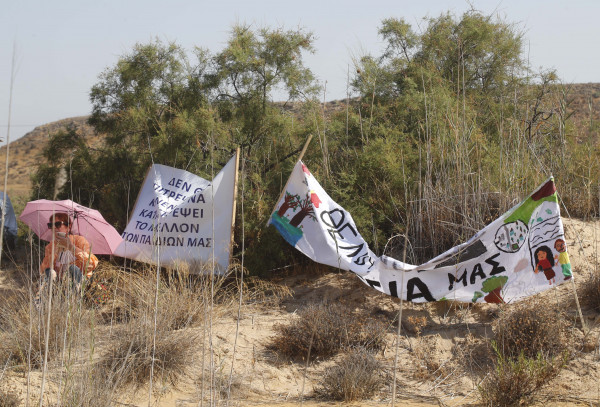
[493,300,568,359]
[236,275,293,306]
[482,300,570,406]
[104,263,223,329]
[96,318,198,389]
[269,303,388,360]
[0,258,239,402]
[0,280,93,369]
[51,369,117,407]
[0,389,20,407]
[316,347,384,401]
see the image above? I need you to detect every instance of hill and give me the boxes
[0,116,101,197]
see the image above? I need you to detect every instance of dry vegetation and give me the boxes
[0,220,598,406]
[269,302,388,360]
[315,347,384,401]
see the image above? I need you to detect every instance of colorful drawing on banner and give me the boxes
[472,275,508,303]
[554,238,572,280]
[270,191,318,246]
[494,220,528,253]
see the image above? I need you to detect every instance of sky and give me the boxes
[1,0,598,143]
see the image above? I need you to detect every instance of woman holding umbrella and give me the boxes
[39,212,98,291]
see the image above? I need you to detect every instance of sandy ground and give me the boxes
[0,218,599,406]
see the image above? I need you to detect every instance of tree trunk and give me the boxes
[278,201,291,217]
[290,208,310,227]
[484,287,504,304]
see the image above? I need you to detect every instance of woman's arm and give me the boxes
[39,244,53,274]
[70,235,99,277]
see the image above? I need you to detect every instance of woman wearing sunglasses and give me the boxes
[39,212,98,293]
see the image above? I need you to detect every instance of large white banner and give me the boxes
[269,161,572,303]
[114,155,237,272]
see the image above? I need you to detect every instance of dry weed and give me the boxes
[96,318,198,389]
[404,315,427,336]
[452,333,494,375]
[577,265,600,311]
[53,369,117,407]
[493,300,568,359]
[106,266,218,329]
[195,366,246,403]
[269,303,387,360]
[316,348,383,401]
[95,265,211,389]
[236,275,292,306]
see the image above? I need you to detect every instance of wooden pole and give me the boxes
[229,147,241,266]
[571,279,587,334]
[266,134,313,226]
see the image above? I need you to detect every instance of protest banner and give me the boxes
[269,161,572,303]
[114,154,238,272]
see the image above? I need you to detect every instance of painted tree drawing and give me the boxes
[270,192,317,247]
[289,194,316,227]
[278,192,300,217]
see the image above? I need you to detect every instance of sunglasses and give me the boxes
[47,221,68,229]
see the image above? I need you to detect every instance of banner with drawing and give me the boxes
[114,155,237,272]
[269,161,572,303]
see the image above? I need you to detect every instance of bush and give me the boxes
[578,265,600,311]
[478,343,566,407]
[269,303,387,359]
[493,300,567,359]
[96,320,197,388]
[316,348,383,401]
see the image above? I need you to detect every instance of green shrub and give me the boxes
[478,343,566,407]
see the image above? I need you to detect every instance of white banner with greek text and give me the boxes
[114,156,237,272]
[269,161,572,303]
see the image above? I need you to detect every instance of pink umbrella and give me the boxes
[20,199,123,255]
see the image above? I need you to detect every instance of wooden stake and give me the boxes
[229,147,241,266]
[266,134,313,226]
[571,278,588,334]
